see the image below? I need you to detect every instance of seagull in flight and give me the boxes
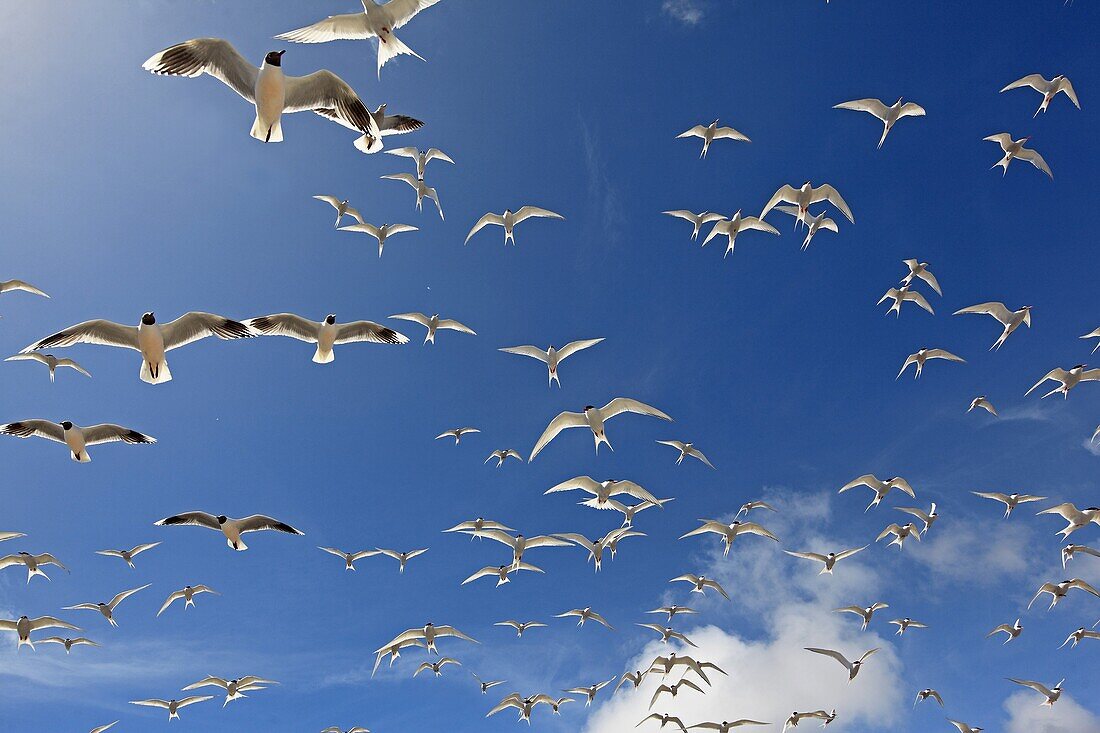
[183,675,277,706]
[735,501,777,519]
[1038,503,1100,539]
[157,585,219,616]
[498,338,604,388]
[649,678,705,709]
[878,285,934,316]
[1079,327,1100,353]
[414,658,461,677]
[155,511,304,551]
[774,206,838,250]
[247,313,407,362]
[0,551,68,583]
[472,672,506,694]
[556,607,614,630]
[676,120,750,158]
[638,713,689,732]
[984,133,1053,178]
[646,605,698,623]
[1062,543,1100,569]
[313,195,362,228]
[839,474,915,511]
[142,40,381,152]
[319,547,380,571]
[529,398,672,460]
[39,636,99,654]
[96,542,161,569]
[688,720,770,732]
[275,0,446,77]
[564,676,617,706]
[477,531,571,568]
[461,562,543,587]
[1061,627,1100,649]
[897,348,965,379]
[968,396,997,416]
[443,518,515,537]
[378,622,477,655]
[670,573,729,599]
[663,210,724,241]
[1028,578,1100,610]
[381,173,444,220]
[953,302,1032,350]
[338,222,419,257]
[4,353,91,383]
[760,181,854,226]
[636,623,697,647]
[376,548,429,573]
[389,313,474,344]
[833,602,889,630]
[545,475,661,508]
[833,97,925,148]
[130,696,213,721]
[0,615,80,650]
[900,259,942,294]
[65,584,151,627]
[987,619,1023,644]
[493,620,547,637]
[20,311,254,384]
[436,427,480,444]
[701,210,779,257]
[804,647,878,681]
[877,523,922,549]
[1008,678,1063,706]
[782,711,835,732]
[554,528,645,571]
[785,546,868,574]
[485,449,523,467]
[1000,74,1080,116]
[387,146,454,179]
[1026,364,1100,398]
[948,720,983,733]
[972,491,1046,518]
[465,207,564,246]
[679,519,779,556]
[896,502,938,534]
[889,617,928,635]
[0,420,155,463]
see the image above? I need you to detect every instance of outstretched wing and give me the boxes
[335,320,408,345]
[247,314,321,343]
[465,212,505,244]
[142,38,258,102]
[21,319,139,353]
[275,13,374,44]
[82,424,157,447]
[529,410,588,461]
[237,515,304,535]
[161,312,254,351]
[0,420,66,443]
[285,71,380,139]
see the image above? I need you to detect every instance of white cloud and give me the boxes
[919,516,1039,589]
[1004,691,1100,733]
[662,0,705,25]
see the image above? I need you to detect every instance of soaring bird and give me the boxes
[319,546,380,571]
[389,312,474,344]
[155,511,304,551]
[435,427,480,444]
[774,206,838,250]
[636,623,697,647]
[804,647,878,681]
[701,210,779,258]
[1061,543,1100,569]
[378,622,477,655]
[1008,678,1063,706]
[493,620,547,638]
[972,491,1046,518]
[896,503,938,534]
[556,607,614,630]
[689,720,770,732]
[498,338,604,388]
[897,348,965,379]
[1079,327,1100,353]
[876,523,922,549]
[984,133,1052,178]
[888,617,928,635]
[839,474,915,511]
[649,678,704,709]
[679,519,779,556]
[157,585,219,616]
[638,713,689,732]
[968,396,997,416]
[183,675,277,706]
[900,259,942,294]
[275,0,446,77]
[554,528,644,571]
[0,615,80,650]
[646,606,698,623]
[472,673,506,694]
[735,501,777,519]
[20,311,253,384]
[0,551,68,583]
[1037,503,1100,538]
[414,658,461,677]
[0,279,49,299]
[96,543,161,570]
[339,221,420,257]
[38,636,99,654]
[1028,579,1100,610]
[530,398,672,460]
[834,603,889,631]
[247,313,407,362]
[465,207,564,246]
[953,302,1032,350]
[545,475,660,508]
[785,546,868,575]
[387,146,454,179]
[987,619,1023,644]
[1061,628,1100,649]
[670,573,729,599]
[142,40,382,151]
[65,584,151,627]
[443,518,515,537]
[477,531,571,568]
[1000,74,1080,116]
[833,97,925,148]
[129,696,213,721]
[914,689,944,707]
[663,210,724,241]
[0,420,155,462]
[676,120,750,158]
[4,353,91,383]
[563,676,617,706]
[485,449,523,468]
[878,285,934,316]
[948,720,984,733]
[376,547,429,573]
[313,195,362,227]
[1026,365,1100,399]
[461,562,543,587]
[760,181,854,225]
[381,173,443,220]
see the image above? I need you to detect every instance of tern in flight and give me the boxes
[498,338,604,388]
[529,398,672,460]
[1000,73,1080,116]
[676,120,750,158]
[833,97,925,148]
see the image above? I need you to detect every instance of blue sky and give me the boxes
[1,0,1098,731]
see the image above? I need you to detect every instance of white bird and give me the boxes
[782,711,836,733]
[436,427,480,444]
[38,636,99,654]
[987,619,1023,644]
[275,0,445,77]
[183,675,277,706]
[443,518,515,537]
[130,696,213,721]
[21,311,254,385]
[462,562,543,587]
[785,546,868,574]
[4,353,90,383]
[0,279,48,299]
[617,669,648,691]
[0,615,80,650]
[774,206,838,250]
[735,501,777,519]
[679,519,779,557]
[839,474,915,512]
[486,693,553,723]
[876,522,922,549]
[646,606,698,623]
[1037,503,1100,539]
[477,531,572,568]
[157,585,219,616]
[638,713,689,732]
[376,547,428,573]
[656,440,715,468]
[313,195,362,228]
[378,622,477,655]
[414,658,461,677]
[65,584,151,627]
[833,97,925,148]
[564,676,617,706]
[472,672,506,694]
[878,285,934,316]
[900,259,942,295]
[889,617,928,635]
[319,546,380,571]
[387,146,453,179]
[663,210,724,241]
[1079,327,1100,353]
[648,653,726,686]
[953,302,1032,350]
[142,40,381,151]
[649,678,705,709]
[1026,364,1100,398]
[465,207,564,246]
[897,348,966,379]
[556,607,614,630]
[984,133,1052,178]
[636,623,697,647]
[1008,678,1063,706]
[670,573,729,600]
[0,551,68,583]
[371,638,426,676]
[948,720,984,733]
[676,120,750,158]
[896,502,938,534]
[1029,578,1100,610]
[381,173,443,220]
[555,528,645,571]
[96,542,161,569]
[1000,73,1080,116]
[833,602,889,630]
[545,475,660,508]
[701,210,779,258]
[155,511,304,551]
[804,647,878,681]
[0,531,25,543]
[760,181,854,225]
[914,689,944,707]
[498,338,604,388]
[688,720,770,732]
[1060,627,1100,649]
[389,312,474,344]
[968,396,997,416]
[972,491,1046,518]
[493,620,547,637]
[529,398,672,460]
[605,497,672,527]
[247,313,407,362]
[485,449,523,467]
[0,420,155,462]
[1062,544,1100,569]
[338,222,419,257]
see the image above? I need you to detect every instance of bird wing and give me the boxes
[376,113,424,134]
[703,578,730,599]
[838,475,875,493]
[236,515,304,535]
[130,699,171,709]
[529,410,588,460]
[462,566,498,584]
[108,584,150,609]
[904,289,935,314]
[513,206,564,224]
[984,132,1014,149]
[425,148,454,164]
[29,616,80,632]
[601,397,672,420]
[1015,146,1053,178]
[1009,678,1052,697]
[897,354,918,379]
[335,321,408,345]
[899,102,926,118]
[677,125,708,139]
[390,312,431,327]
[142,38,258,102]
[713,126,750,141]
[556,338,605,360]
[836,545,868,560]
[760,184,799,217]
[810,184,854,223]
[924,349,965,363]
[953,301,1014,325]
[1000,73,1047,93]
[381,0,445,29]
[805,647,850,668]
[155,511,221,530]
[1068,578,1100,597]
[739,216,779,235]
[161,312,254,351]
[498,345,550,362]
[177,696,214,708]
[1026,368,1069,395]
[0,420,66,443]
[888,477,916,497]
[21,319,139,352]
[437,319,475,335]
[464,212,505,244]
[740,522,779,541]
[285,71,380,138]
[381,172,419,189]
[525,535,573,548]
[275,12,375,43]
[82,424,156,447]
[1056,77,1080,108]
[313,195,342,209]
[833,98,888,119]
[157,591,185,616]
[915,268,941,294]
[785,550,827,562]
[247,314,321,342]
[434,625,477,643]
[0,279,49,297]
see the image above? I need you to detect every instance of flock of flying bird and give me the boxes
[0,2,1097,733]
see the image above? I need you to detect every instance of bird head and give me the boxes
[141,312,156,325]
[583,405,595,411]
[264,50,285,66]
[216,515,228,524]
[60,420,73,430]
[325,314,336,325]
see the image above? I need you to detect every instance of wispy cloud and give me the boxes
[662,0,706,25]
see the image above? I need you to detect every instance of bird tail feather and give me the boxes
[313,347,335,364]
[377,33,424,77]
[140,360,172,384]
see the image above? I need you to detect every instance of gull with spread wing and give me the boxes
[656,440,715,469]
[155,511,303,551]
[663,210,724,241]
[972,491,1046,518]
[647,606,697,623]
[130,696,213,721]
[0,615,80,650]
[804,647,878,681]
[157,585,219,616]
[889,617,928,635]
[498,338,604,388]
[914,689,944,707]
[1029,579,1100,610]
[897,348,965,379]
[485,449,523,467]
[376,548,428,573]
[1026,364,1100,399]
[462,562,543,587]
[702,210,779,258]
[636,623,697,647]
[387,146,454,179]
[900,259,942,294]
[1061,627,1100,649]
[556,607,614,630]
[649,678,705,709]
[968,396,997,416]
[877,522,922,549]
[436,427,480,444]
[833,602,889,631]
[785,546,868,575]
[760,181,854,226]
[774,206,838,250]
[690,721,770,732]
[545,475,660,508]
[477,530,571,568]
[0,551,68,583]
[96,542,161,570]
[415,658,461,677]
[0,420,154,463]
[1008,678,1063,706]
[378,622,477,655]
[1062,544,1100,569]
[896,502,938,534]
[319,546,380,571]
[987,619,1023,644]
[39,636,98,654]
[564,676,617,707]
[679,519,779,557]
[879,285,934,316]
[338,222,419,257]
[313,195,362,228]
[530,398,672,460]
[554,528,645,571]
[493,620,547,637]
[638,713,689,732]
[183,675,277,706]
[381,173,443,220]
[1036,503,1100,539]
[247,313,407,362]
[839,474,916,511]
[670,573,730,599]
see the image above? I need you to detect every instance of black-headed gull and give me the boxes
[0,420,155,462]
[247,313,407,362]
[155,511,304,551]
